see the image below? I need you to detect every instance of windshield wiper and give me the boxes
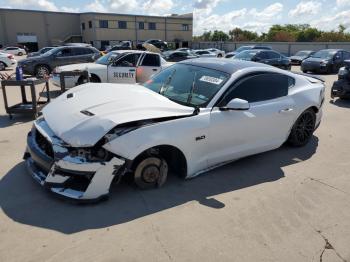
[159,69,176,95]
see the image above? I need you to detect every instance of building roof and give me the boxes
[0,8,193,20]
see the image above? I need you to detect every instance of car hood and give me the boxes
[290,56,305,60]
[55,63,106,72]
[42,83,194,147]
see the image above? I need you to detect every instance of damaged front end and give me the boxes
[24,118,126,201]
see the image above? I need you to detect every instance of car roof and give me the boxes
[110,50,158,55]
[179,58,270,74]
[317,49,344,52]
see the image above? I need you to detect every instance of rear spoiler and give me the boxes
[291,71,325,83]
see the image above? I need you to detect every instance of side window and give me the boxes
[141,54,160,66]
[267,51,280,59]
[57,48,73,57]
[343,51,350,60]
[113,54,140,67]
[256,52,267,59]
[73,48,86,55]
[222,73,291,104]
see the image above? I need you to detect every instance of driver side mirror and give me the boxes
[220,98,250,111]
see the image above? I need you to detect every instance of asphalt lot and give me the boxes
[0,56,350,262]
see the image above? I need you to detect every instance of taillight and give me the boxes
[7,54,14,59]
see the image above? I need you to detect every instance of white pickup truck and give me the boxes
[52,50,171,88]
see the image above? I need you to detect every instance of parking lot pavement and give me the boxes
[0,65,350,262]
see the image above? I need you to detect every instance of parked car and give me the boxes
[27,47,55,58]
[225,45,272,58]
[162,51,198,62]
[331,60,350,99]
[105,41,132,52]
[205,48,225,57]
[301,49,350,74]
[233,50,291,70]
[52,50,171,88]
[1,46,26,56]
[0,52,17,71]
[193,50,217,58]
[290,50,315,65]
[24,58,325,201]
[176,48,193,53]
[137,39,168,50]
[18,46,101,77]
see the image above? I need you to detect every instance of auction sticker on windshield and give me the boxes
[199,76,224,85]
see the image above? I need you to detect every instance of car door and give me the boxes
[107,53,140,84]
[208,73,296,166]
[53,47,77,67]
[137,53,161,83]
[74,47,94,63]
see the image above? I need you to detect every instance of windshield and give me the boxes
[311,50,335,59]
[295,51,311,56]
[143,64,230,107]
[235,46,251,53]
[95,52,121,65]
[234,50,259,60]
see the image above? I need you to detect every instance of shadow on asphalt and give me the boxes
[330,99,350,108]
[0,137,318,234]
[0,114,33,128]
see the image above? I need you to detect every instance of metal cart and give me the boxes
[1,77,50,119]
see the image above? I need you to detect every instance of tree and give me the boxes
[229,28,258,41]
[211,30,229,41]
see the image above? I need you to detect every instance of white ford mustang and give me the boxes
[24,59,325,201]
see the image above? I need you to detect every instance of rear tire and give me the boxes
[18,52,23,56]
[35,65,50,78]
[0,62,6,71]
[288,108,316,147]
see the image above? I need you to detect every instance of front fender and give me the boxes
[103,111,211,176]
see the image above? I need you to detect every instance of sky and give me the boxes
[1,0,350,35]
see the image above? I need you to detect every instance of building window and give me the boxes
[89,21,92,28]
[99,20,108,28]
[139,22,144,30]
[182,24,189,31]
[81,22,85,30]
[118,21,127,29]
[148,22,156,30]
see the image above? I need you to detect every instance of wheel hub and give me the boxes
[142,165,160,183]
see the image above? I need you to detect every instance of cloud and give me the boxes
[249,2,283,21]
[143,0,175,15]
[289,1,322,17]
[10,0,58,11]
[84,0,108,13]
[193,0,221,15]
[311,10,350,32]
[336,0,350,6]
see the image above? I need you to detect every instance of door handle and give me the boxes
[152,69,158,71]
[279,108,293,113]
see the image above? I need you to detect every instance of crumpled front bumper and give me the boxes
[24,118,125,201]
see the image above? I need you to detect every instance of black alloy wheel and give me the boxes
[288,109,316,147]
